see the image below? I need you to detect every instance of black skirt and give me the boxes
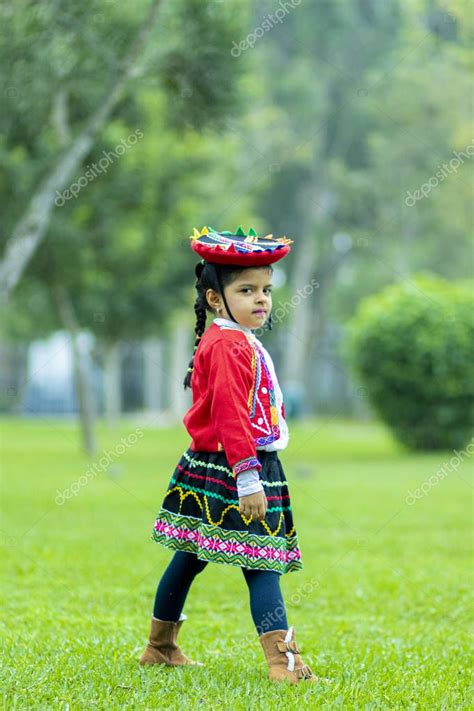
[151,447,303,574]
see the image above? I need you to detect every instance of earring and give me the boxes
[264,312,273,331]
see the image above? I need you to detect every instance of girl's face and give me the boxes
[206,267,273,330]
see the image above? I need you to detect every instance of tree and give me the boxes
[0,0,252,451]
[0,0,163,301]
[218,0,472,413]
[237,0,405,401]
[0,0,249,301]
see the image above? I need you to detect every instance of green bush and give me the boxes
[345,273,474,450]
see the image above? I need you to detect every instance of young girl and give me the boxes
[139,226,316,684]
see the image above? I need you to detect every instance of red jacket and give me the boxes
[183,321,285,477]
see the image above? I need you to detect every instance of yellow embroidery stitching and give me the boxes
[165,485,293,537]
[167,485,203,514]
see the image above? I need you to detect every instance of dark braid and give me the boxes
[183,260,274,390]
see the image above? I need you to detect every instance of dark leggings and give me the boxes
[153,550,288,635]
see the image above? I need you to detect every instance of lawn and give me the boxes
[1,417,472,709]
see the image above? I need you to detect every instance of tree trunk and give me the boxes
[169,318,192,421]
[280,187,336,401]
[103,342,122,427]
[143,337,164,412]
[53,285,97,455]
[0,0,163,303]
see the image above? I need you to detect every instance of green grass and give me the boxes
[1,417,472,709]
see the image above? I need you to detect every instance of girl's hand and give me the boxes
[239,490,268,522]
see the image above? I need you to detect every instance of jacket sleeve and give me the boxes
[208,336,262,478]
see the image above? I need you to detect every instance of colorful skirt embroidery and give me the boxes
[151,447,303,574]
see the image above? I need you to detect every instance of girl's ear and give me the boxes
[205,288,220,311]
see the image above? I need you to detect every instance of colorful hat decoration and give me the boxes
[189,226,293,266]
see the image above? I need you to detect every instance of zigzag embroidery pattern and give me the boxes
[181,451,286,487]
[164,484,296,538]
[152,508,302,573]
[168,477,291,512]
[175,464,290,500]
[182,450,233,476]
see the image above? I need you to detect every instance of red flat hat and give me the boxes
[189,226,293,266]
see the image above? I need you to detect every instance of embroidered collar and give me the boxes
[213,317,254,335]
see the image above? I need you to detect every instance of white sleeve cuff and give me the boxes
[236,467,264,497]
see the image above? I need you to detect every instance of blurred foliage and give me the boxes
[0,0,472,423]
[159,0,249,131]
[0,0,252,346]
[249,0,473,320]
[345,274,474,450]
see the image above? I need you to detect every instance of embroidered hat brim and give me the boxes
[189,226,293,266]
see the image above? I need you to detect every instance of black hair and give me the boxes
[183,261,274,390]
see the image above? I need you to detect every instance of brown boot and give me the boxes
[259,625,317,684]
[139,613,204,667]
